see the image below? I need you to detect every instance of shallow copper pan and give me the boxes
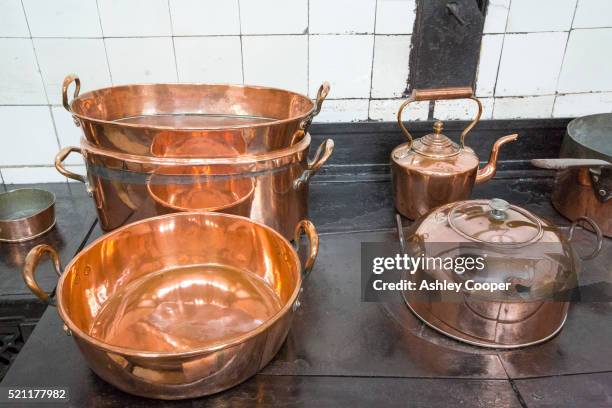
[0,189,56,242]
[23,212,318,399]
[61,74,329,157]
[55,133,334,239]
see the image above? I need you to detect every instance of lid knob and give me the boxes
[488,198,510,220]
[432,120,444,135]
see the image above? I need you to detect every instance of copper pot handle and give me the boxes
[567,217,603,260]
[293,139,334,189]
[300,82,331,130]
[397,87,483,150]
[62,74,81,126]
[55,146,87,184]
[293,220,319,279]
[23,244,62,304]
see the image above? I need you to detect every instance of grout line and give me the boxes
[552,0,581,116]
[367,0,378,120]
[94,0,114,85]
[47,105,62,151]
[237,0,245,84]
[490,0,512,118]
[167,0,180,82]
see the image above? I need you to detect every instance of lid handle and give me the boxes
[397,87,483,151]
[488,198,510,220]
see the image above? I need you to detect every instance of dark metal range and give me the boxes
[0,121,610,406]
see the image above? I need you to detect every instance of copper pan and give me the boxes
[22,212,319,399]
[55,133,334,239]
[61,74,330,157]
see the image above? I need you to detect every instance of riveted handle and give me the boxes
[567,217,603,261]
[293,139,334,189]
[397,87,483,150]
[62,74,80,112]
[55,146,87,184]
[301,82,331,131]
[23,244,62,304]
[293,220,319,279]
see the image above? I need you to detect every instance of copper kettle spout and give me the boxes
[475,134,519,184]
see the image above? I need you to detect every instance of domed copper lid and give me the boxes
[412,121,462,158]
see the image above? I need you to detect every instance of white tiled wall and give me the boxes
[0,0,610,184]
[470,0,612,120]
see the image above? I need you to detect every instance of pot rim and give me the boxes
[69,82,316,132]
[80,133,312,166]
[0,188,56,223]
[55,211,303,359]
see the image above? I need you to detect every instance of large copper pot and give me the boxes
[22,212,318,399]
[54,133,333,239]
[61,75,329,157]
[532,113,612,237]
[391,87,518,220]
[397,198,603,348]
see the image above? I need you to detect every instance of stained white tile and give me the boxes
[243,35,307,94]
[506,0,576,33]
[371,35,411,98]
[0,106,58,166]
[375,0,416,34]
[2,166,85,184]
[573,0,612,28]
[493,96,555,119]
[105,38,177,85]
[553,92,612,117]
[369,99,428,121]
[169,0,240,35]
[495,32,567,96]
[0,39,47,104]
[0,0,29,37]
[51,106,85,165]
[34,39,111,105]
[475,34,503,97]
[240,0,307,34]
[175,36,242,84]
[22,0,102,37]
[98,0,172,37]
[434,98,493,121]
[558,28,612,94]
[483,0,510,34]
[310,0,376,34]
[313,99,369,122]
[309,35,374,98]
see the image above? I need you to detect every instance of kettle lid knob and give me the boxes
[433,120,444,135]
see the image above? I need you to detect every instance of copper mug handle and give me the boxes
[300,82,331,131]
[567,216,603,260]
[397,87,483,150]
[293,220,319,279]
[293,138,334,189]
[23,244,62,304]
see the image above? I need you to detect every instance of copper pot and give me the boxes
[531,113,612,237]
[54,134,333,239]
[391,87,518,220]
[22,212,319,399]
[61,75,329,157]
[0,188,56,242]
[397,198,603,348]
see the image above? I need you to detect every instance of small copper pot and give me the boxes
[61,74,329,157]
[391,87,518,220]
[55,134,333,239]
[22,212,319,399]
[0,189,56,242]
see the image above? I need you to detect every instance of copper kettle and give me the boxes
[391,87,518,220]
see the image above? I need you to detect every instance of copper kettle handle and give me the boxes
[397,87,483,150]
[293,220,319,279]
[23,244,62,304]
[567,217,603,260]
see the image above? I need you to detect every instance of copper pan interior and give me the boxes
[70,83,314,129]
[147,164,256,214]
[57,213,300,355]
